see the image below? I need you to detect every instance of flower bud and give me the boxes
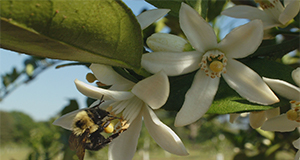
[146,33,188,52]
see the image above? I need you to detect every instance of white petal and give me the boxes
[136,9,170,30]
[261,114,300,132]
[295,150,300,160]
[90,64,135,90]
[292,67,300,87]
[221,6,264,19]
[284,0,293,7]
[249,111,266,129]
[121,97,144,124]
[109,97,143,124]
[293,137,300,149]
[263,77,300,101]
[74,79,134,101]
[142,106,189,155]
[265,107,280,119]
[223,59,279,105]
[218,20,263,59]
[179,3,217,53]
[174,70,220,127]
[52,109,84,130]
[146,33,188,52]
[229,114,240,123]
[279,0,300,24]
[108,112,142,160]
[132,71,169,109]
[141,51,201,76]
[221,5,280,29]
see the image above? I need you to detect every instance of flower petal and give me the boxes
[265,107,280,119]
[218,20,263,59]
[52,109,84,130]
[121,97,143,124]
[249,111,266,129]
[221,5,280,29]
[179,3,217,53]
[279,0,300,24]
[136,9,170,30]
[263,77,300,101]
[108,112,142,160]
[141,51,201,76]
[295,150,300,160]
[293,137,300,149]
[261,114,300,132]
[223,59,279,105]
[131,71,169,109]
[74,79,134,101]
[292,67,300,87]
[142,106,188,155]
[229,114,240,123]
[146,33,188,52]
[90,64,135,91]
[174,70,220,127]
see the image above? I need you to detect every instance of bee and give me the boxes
[68,100,128,160]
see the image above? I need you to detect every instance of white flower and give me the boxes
[142,3,279,127]
[221,0,300,29]
[293,137,300,160]
[53,64,188,160]
[261,67,300,132]
[230,107,280,129]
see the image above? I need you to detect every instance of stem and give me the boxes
[133,67,152,78]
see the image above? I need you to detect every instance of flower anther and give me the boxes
[255,0,284,22]
[287,100,300,122]
[200,50,227,78]
[86,73,97,83]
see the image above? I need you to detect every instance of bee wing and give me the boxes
[53,108,86,130]
[69,132,89,160]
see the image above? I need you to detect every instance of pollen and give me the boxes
[104,123,114,133]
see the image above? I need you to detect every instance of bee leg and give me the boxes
[86,130,125,151]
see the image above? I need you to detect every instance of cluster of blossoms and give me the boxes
[54,1,300,160]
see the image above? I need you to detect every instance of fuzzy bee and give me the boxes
[53,100,128,160]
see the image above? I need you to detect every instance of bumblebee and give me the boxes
[68,101,128,160]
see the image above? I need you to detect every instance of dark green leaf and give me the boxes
[249,36,300,59]
[1,0,143,70]
[207,0,227,22]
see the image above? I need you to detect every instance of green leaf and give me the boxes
[1,0,143,70]
[162,59,295,114]
[250,36,300,59]
[207,0,227,22]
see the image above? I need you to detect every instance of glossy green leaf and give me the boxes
[1,0,143,70]
[250,36,300,59]
[162,59,295,114]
